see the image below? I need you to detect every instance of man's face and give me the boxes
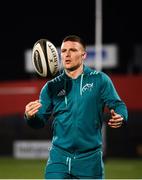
[61,41,86,71]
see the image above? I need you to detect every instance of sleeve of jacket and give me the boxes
[25,82,53,129]
[100,72,128,122]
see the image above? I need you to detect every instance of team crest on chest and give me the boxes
[82,83,94,93]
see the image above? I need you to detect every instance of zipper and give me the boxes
[72,79,78,150]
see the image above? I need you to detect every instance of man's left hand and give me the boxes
[108,109,124,128]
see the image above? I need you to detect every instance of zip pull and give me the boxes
[66,157,72,174]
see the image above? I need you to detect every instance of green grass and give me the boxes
[0,157,46,179]
[0,157,142,179]
[105,158,142,179]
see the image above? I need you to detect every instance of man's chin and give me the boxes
[65,65,81,71]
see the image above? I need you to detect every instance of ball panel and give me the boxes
[32,42,47,77]
[46,41,59,76]
[33,50,43,74]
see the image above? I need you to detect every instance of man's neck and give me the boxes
[65,64,83,79]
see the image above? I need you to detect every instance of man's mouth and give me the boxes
[65,60,71,64]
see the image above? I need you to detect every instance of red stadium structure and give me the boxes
[0,75,142,117]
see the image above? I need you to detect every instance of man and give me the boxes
[25,35,128,179]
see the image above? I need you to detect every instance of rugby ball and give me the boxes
[32,39,59,77]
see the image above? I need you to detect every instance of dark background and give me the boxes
[0,0,142,81]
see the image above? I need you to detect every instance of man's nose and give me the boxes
[66,51,71,56]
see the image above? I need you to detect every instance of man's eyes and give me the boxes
[61,49,77,53]
[70,48,77,52]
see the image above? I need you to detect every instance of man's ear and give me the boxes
[82,52,87,60]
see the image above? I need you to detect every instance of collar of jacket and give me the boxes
[61,64,94,80]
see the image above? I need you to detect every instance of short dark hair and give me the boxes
[62,35,86,50]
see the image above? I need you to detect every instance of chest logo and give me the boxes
[82,83,93,93]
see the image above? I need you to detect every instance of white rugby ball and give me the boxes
[32,39,59,77]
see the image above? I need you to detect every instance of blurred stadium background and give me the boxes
[0,0,142,179]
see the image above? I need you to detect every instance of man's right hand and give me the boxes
[25,100,42,119]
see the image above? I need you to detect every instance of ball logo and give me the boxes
[47,42,59,76]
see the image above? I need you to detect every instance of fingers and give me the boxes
[25,100,42,119]
[108,109,124,128]
[108,117,123,128]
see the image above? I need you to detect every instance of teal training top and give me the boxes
[26,65,128,156]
